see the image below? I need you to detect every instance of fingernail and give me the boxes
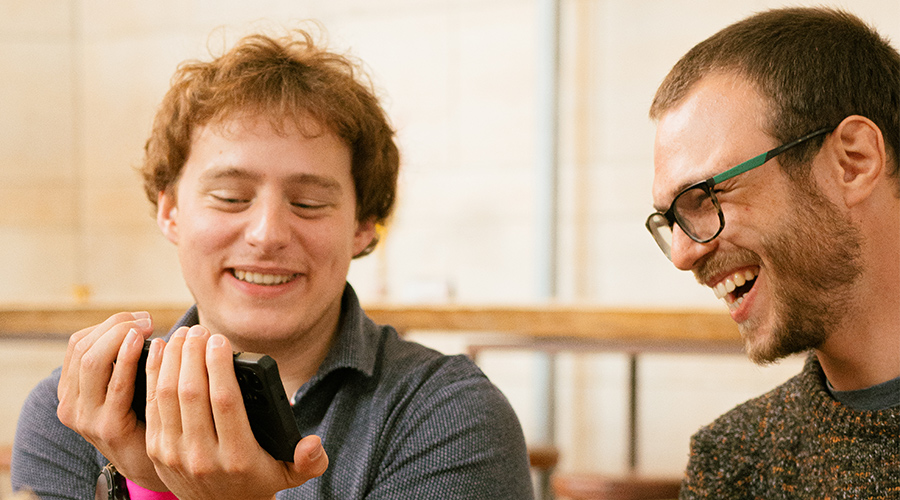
[172,327,188,339]
[134,318,152,330]
[187,326,206,338]
[148,338,164,362]
[125,328,140,346]
[132,311,151,320]
[208,334,226,349]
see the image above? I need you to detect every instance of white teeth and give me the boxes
[728,295,745,311]
[233,270,297,286]
[711,268,759,302]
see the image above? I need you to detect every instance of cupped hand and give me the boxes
[144,327,328,500]
[56,311,168,491]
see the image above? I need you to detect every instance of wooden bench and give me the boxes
[1,444,11,472]
[553,474,681,500]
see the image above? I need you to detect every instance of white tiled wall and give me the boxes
[1,0,897,485]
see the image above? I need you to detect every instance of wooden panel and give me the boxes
[365,305,739,342]
[0,305,740,349]
[0,307,188,339]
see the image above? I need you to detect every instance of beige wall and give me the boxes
[1,0,897,487]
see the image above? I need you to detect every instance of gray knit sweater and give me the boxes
[681,355,900,499]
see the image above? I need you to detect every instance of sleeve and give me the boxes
[11,368,105,500]
[367,356,534,500]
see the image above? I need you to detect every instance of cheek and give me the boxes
[299,219,360,262]
[719,192,778,243]
[177,210,241,256]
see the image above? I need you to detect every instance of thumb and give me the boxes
[288,435,329,483]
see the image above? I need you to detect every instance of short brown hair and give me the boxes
[650,8,900,189]
[141,27,399,256]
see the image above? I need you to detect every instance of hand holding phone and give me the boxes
[132,339,302,462]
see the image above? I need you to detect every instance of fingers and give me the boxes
[144,330,327,496]
[147,327,188,442]
[146,326,223,465]
[143,335,166,435]
[290,435,329,482]
[104,327,146,412]
[178,327,218,451]
[64,312,152,373]
[205,334,255,460]
[58,311,154,427]
[55,311,167,492]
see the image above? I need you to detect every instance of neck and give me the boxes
[221,299,342,400]
[270,326,336,399]
[816,328,900,391]
[816,198,900,391]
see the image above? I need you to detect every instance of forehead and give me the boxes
[182,113,353,189]
[651,73,773,208]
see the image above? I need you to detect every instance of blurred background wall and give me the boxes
[1,0,897,494]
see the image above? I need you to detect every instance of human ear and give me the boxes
[828,115,886,208]
[352,217,377,257]
[156,190,179,244]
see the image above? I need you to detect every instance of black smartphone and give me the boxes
[131,340,302,462]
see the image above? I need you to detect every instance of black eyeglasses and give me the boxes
[646,126,833,260]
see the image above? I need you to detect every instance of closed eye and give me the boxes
[291,201,327,209]
[209,194,251,211]
[290,201,332,218]
[216,196,249,203]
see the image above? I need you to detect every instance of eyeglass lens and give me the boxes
[646,214,673,259]
[672,186,721,241]
[646,185,722,259]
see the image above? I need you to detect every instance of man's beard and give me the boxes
[698,180,863,364]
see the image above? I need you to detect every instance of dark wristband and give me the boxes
[96,463,130,500]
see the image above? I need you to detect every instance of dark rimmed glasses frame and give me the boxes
[646,126,833,260]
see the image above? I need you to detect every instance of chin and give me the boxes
[738,319,780,365]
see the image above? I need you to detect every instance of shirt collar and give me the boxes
[169,283,377,380]
[315,283,378,379]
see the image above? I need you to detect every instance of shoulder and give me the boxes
[12,368,103,498]
[681,361,815,498]
[368,335,533,498]
[692,366,808,452]
[16,367,64,436]
[368,327,524,443]
[377,331,508,411]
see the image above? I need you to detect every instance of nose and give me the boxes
[669,225,715,271]
[245,197,292,252]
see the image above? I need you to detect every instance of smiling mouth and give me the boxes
[232,269,300,286]
[712,268,759,308]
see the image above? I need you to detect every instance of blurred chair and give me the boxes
[552,474,681,500]
[1,444,10,472]
[529,445,560,500]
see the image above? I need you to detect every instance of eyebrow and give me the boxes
[653,179,698,212]
[653,171,717,213]
[198,167,343,193]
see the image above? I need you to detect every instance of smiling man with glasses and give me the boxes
[647,7,899,500]
[646,126,834,259]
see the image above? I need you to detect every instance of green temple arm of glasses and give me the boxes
[710,126,834,185]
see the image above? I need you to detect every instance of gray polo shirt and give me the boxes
[12,285,533,499]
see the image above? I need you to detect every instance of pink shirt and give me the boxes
[125,478,178,499]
